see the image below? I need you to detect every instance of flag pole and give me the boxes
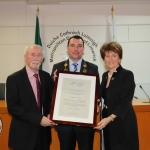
[111,6,117,42]
[35,7,43,69]
[37,6,39,15]
[111,6,114,15]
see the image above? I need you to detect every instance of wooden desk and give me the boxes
[132,99,150,150]
[0,99,150,150]
[0,100,12,150]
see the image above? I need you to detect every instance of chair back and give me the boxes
[0,83,5,100]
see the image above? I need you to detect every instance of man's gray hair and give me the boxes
[24,44,45,57]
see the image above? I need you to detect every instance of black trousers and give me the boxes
[12,126,51,150]
[33,127,50,150]
[57,128,94,150]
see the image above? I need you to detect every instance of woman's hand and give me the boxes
[94,117,111,130]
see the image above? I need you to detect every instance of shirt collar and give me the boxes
[69,58,82,65]
[25,65,39,78]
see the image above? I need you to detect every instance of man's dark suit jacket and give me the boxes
[51,59,99,132]
[6,67,53,150]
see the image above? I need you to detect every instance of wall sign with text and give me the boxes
[47,30,98,63]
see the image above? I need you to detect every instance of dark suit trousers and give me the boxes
[33,127,50,150]
[13,127,50,150]
[57,128,94,150]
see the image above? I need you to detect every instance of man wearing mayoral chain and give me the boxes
[51,35,100,150]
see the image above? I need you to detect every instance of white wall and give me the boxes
[0,2,150,99]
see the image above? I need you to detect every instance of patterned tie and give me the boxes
[33,74,41,112]
[73,63,78,72]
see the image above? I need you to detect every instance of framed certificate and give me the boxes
[50,71,99,127]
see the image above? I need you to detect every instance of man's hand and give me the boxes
[97,99,100,113]
[40,116,57,127]
[53,69,57,81]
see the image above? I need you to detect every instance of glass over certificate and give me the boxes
[50,71,99,127]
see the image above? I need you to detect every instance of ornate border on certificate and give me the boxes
[50,71,99,127]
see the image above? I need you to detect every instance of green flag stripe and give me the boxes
[35,14,43,70]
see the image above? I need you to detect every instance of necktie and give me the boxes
[73,63,78,72]
[33,74,41,112]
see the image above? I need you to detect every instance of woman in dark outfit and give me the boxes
[95,42,139,150]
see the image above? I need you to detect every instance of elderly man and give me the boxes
[6,44,55,150]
